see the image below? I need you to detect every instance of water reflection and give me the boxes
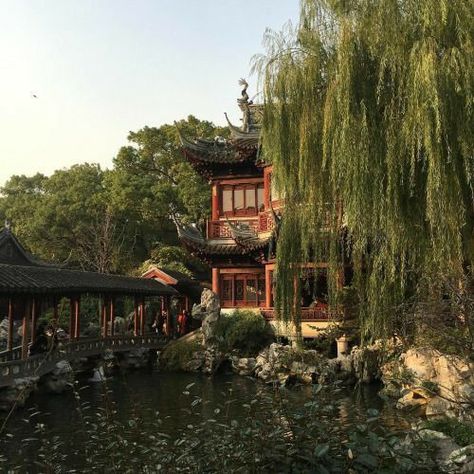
[0,369,411,470]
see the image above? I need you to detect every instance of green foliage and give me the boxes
[214,310,274,356]
[160,337,204,371]
[420,380,440,395]
[137,244,207,278]
[0,116,225,274]
[423,418,474,447]
[304,324,347,356]
[4,380,438,472]
[254,0,474,342]
[397,367,416,386]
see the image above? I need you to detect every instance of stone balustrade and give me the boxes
[0,335,167,388]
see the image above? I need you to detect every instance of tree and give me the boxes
[0,164,128,273]
[0,116,228,275]
[107,115,229,267]
[255,0,473,341]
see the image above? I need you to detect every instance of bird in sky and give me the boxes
[31,92,38,99]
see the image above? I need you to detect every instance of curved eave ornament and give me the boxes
[174,122,248,164]
[224,113,261,150]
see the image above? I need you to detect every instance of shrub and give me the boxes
[214,310,274,356]
[423,418,474,447]
[160,337,204,371]
[420,380,439,395]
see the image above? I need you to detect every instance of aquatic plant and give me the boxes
[1,377,439,473]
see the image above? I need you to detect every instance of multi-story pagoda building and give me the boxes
[176,83,336,336]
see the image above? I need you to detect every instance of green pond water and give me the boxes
[0,369,413,472]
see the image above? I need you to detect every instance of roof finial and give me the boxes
[4,219,11,231]
[238,78,251,104]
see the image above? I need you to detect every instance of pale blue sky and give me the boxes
[0,0,299,186]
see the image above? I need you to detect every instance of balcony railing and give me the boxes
[207,211,276,239]
[260,307,334,322]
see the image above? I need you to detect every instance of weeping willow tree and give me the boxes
[253,0,474,342]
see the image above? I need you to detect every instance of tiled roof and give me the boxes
[0,263,177,296]
[175,221,270,257]
[0,228,176,296]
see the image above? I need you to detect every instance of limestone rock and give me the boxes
[443,444,474,473]
[232,357,256,376]
[396,388,430,409]
[42,360,74,394]
[350,342,383,383]
[0,377,39,411]
[425,396,457,419]
[418,429,460,466]
[201,348,225,375]
[192,289,221,349]
[121,348,150,369]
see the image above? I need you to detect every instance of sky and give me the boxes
[0,0,299,187]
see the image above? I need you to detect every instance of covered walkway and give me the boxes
[0,226,177,366]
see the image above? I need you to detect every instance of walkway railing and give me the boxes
[0,334,167,388]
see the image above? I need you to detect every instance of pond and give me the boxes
[0,369,418,473]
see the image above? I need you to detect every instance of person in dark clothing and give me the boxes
[29,321,49,356]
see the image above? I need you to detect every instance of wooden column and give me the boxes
[133,296,139,336]
[30,298,38,344]
[21,299,31,360]
[211,182,219,220]
[109,297,115,336]
[265,266,272,308]
[166,297,171,338]
[7,297,14,351]
[140,298,145,335]
[212,268,220,295]
[74,297,81,339]
[69,297,75,341]
[101,296,108,338]
[52,298,58,329]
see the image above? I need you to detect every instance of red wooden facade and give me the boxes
[175,86,343,322]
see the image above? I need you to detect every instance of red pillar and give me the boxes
[21,299,31,360]
[212,268,220,296]
[7,297,13,351]
[74,297,81,339]
[69,297,75,341]
[30,298,38,344]
[165,296,171,338]
[109,297,115,336]
[265,266,272,308]
[133,296,139,336]
[140,298,145,335]
[101,296,108,338]
[211,182,219,220]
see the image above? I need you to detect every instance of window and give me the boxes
[234,188,244,211]
[220,183,264,216]
[220,273,266,307]
[222,188,233,213]
[245,188,256,210]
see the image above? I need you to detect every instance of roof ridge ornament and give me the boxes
[238,78,252,105]
[4,220,11,232]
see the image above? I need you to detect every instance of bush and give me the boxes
[214,310,274,356]
[160,336,204,371]
[423,418,474,447]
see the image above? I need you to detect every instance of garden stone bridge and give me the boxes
[0,334,168,388]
